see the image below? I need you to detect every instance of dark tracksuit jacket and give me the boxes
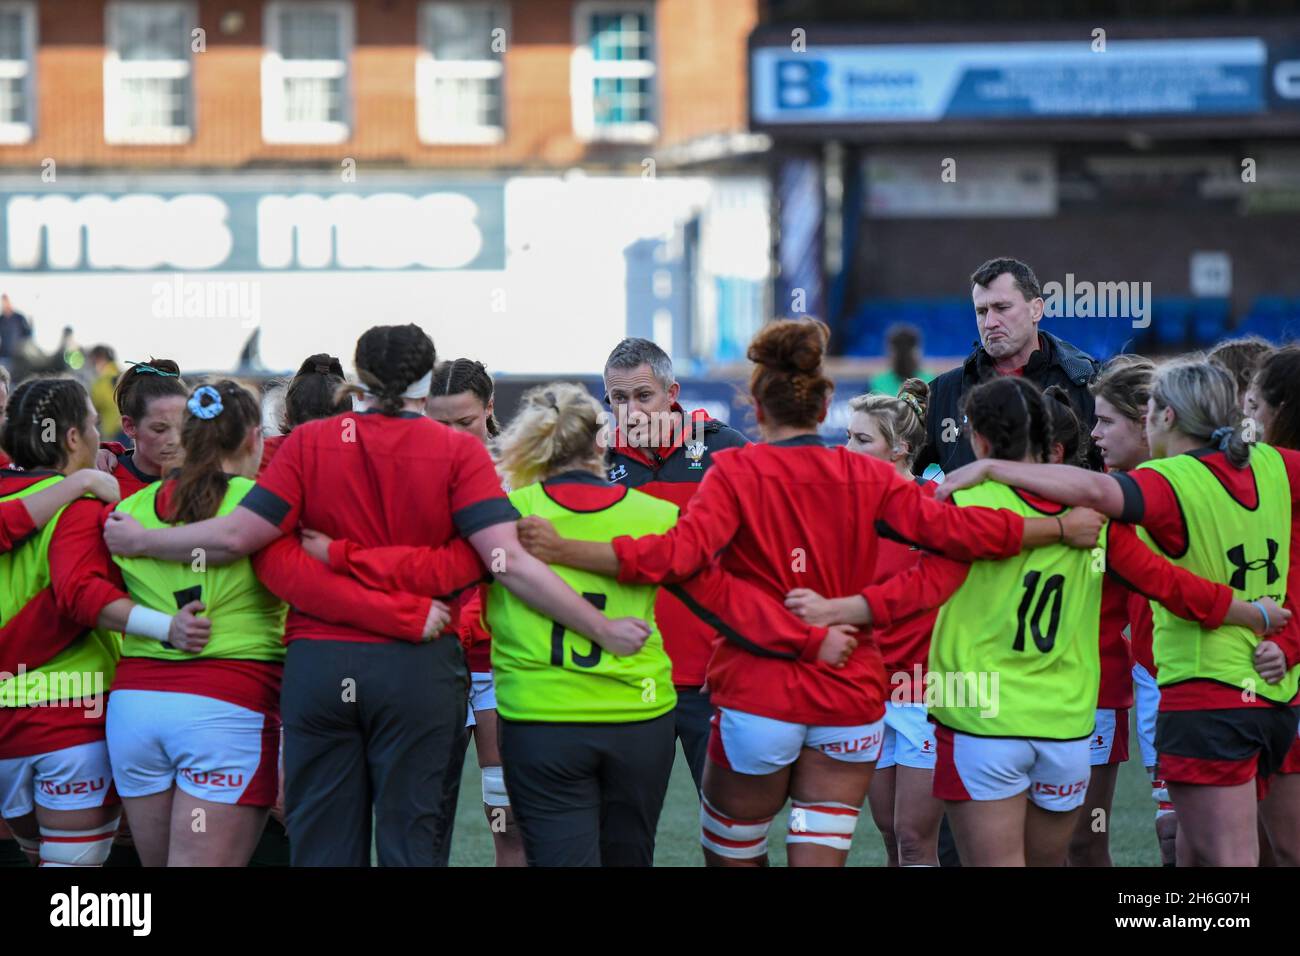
[915,330,1102,477]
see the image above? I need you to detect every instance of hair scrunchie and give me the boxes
[1210,425,1234,450]
[188,385,224,420]
[898,391,924,420]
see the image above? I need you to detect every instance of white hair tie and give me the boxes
[359,369,433,403]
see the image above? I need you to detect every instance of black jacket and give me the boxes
[914,329,1102,477]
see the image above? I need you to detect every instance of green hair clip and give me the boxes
[127,362,179,377]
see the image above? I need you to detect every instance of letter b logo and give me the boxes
[776,59,830,109]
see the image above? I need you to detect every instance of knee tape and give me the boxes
[481,766,510,808]
[1151,775,1174,818]
[39,819,118,867]
[700,798,773,860]
[786,800,860,852]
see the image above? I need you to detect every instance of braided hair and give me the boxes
[431,358,500,437]
[2,377,93,470]
[962,377,1052,463]
[339,325,436,416]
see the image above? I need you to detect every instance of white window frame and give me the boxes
[571,0,657,144]
[104,1,196,145]
[416,1,507,145]
[262,0,353,144]
[0,1,37,144]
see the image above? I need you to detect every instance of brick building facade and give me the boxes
[0,0,758,169]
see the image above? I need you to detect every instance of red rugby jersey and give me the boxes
[1097,577,1135,710]
[1128,588,1157,676]
[110,475,439,715]
[112,658,283,718]
[1116,447,1300,710]
[457,586,492,673]
[329,472,831,674]
[240,410,510,644]
[257,433,286,479]
[252,534,436,643]
[0,472,126,758]
[326,535,485,598]
[605,406,748,687]
[610,435,1028,726]
[0,496,35,552]
[868,479,939,702]
[101,442,160,500]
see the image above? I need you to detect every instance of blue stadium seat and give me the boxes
[1233,312,1283,343]
[1150,298,1191,348]
[1191,298,1229,346]
[1231,296,1300,344]
[1252,295,1290,319]
[846,299,898,356]
[844,297,976,357]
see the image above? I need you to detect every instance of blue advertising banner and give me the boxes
[0,182,505,272]
[752,38,1278,126]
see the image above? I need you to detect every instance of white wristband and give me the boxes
[126,605,175,643]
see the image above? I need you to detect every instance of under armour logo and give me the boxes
[1226,539,1280,591]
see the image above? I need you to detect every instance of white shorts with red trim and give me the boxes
[933,725,1090,812]
[708,707,883,776]
[1088,708,1130,767]
[878,701,936,771]
[0,740,119,818]
[106,690,279,806]
[465,671,496,728]
[1133,663,1160,770]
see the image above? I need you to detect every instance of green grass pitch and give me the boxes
[446,720,1159,866]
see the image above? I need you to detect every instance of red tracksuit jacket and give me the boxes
[604,405,748,687]
[324,472,835,682]
[611,435,1029,727]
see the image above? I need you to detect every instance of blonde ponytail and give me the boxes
[495,383,607,488]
